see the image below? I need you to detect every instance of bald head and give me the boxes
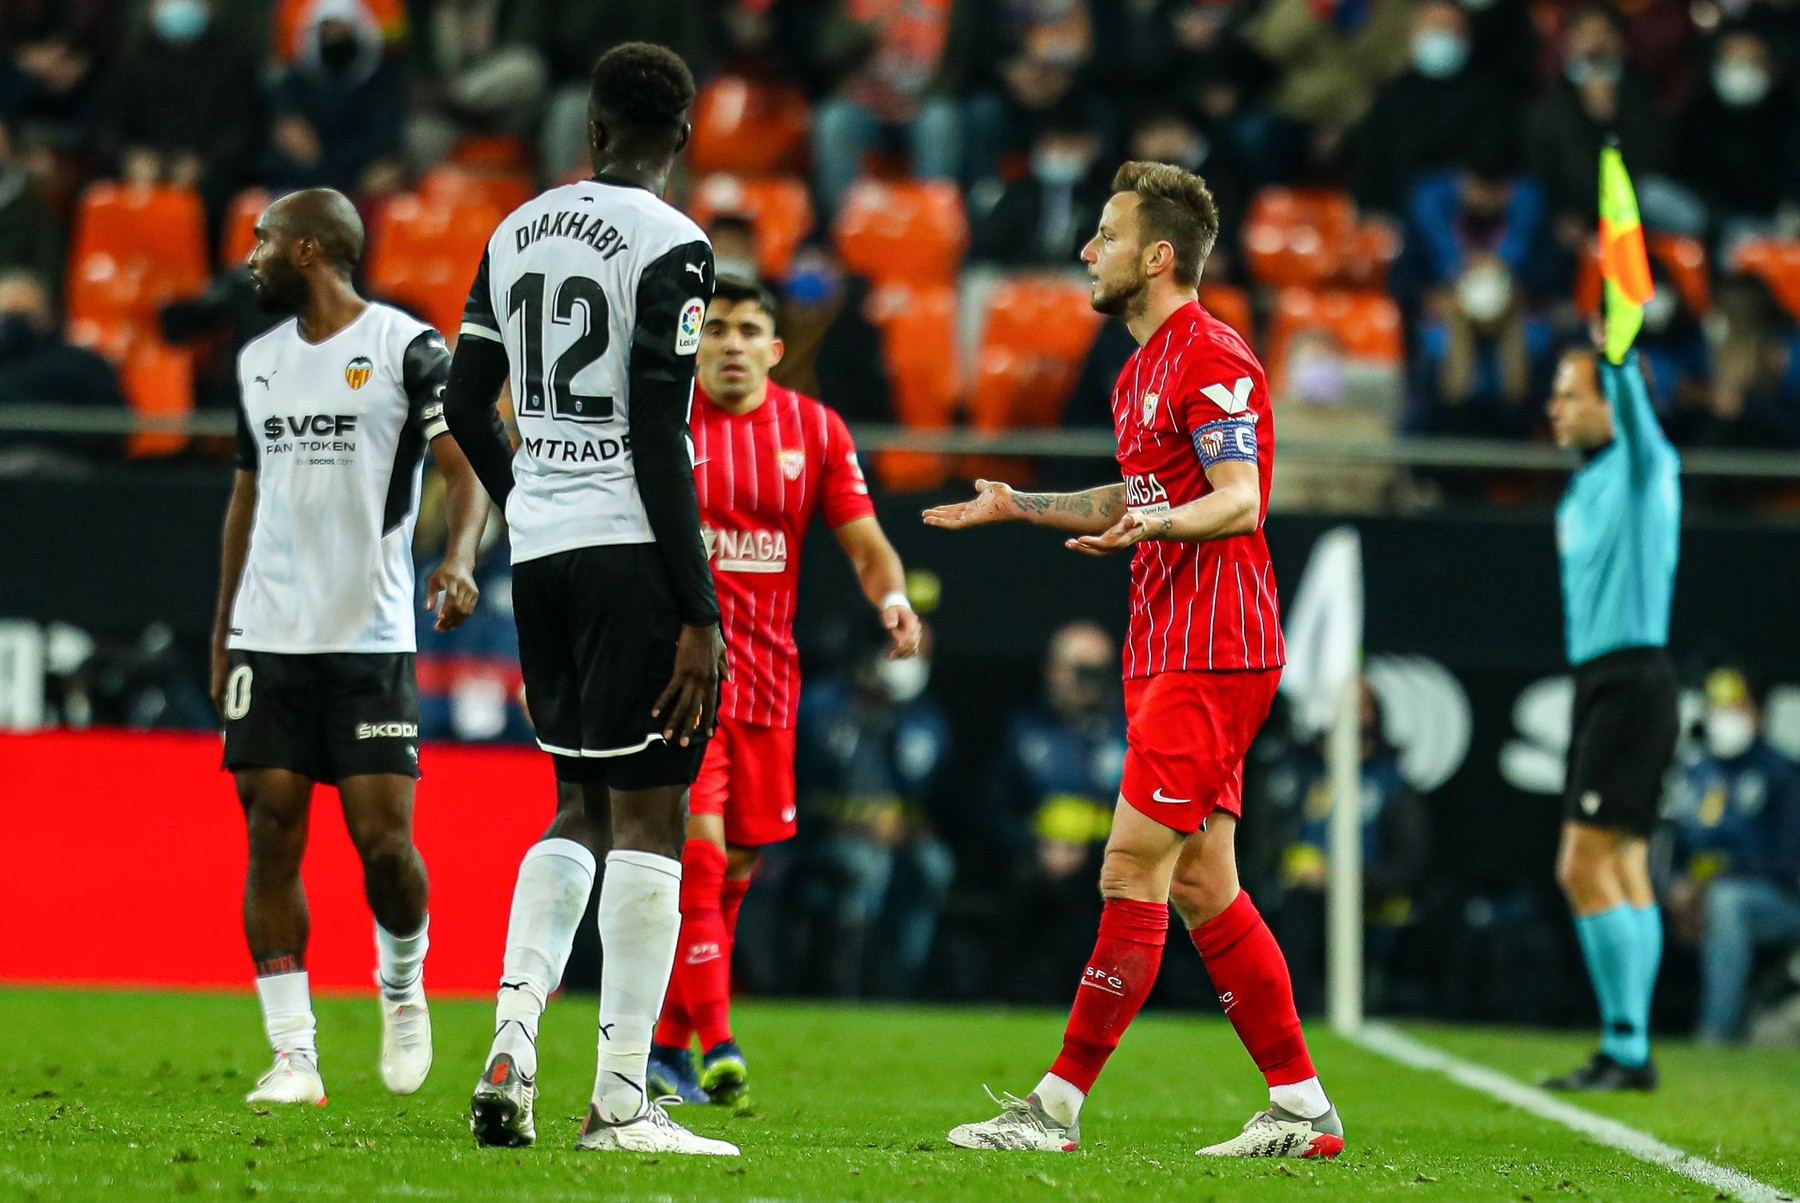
[249,188,365,315]
[265,188,364,272]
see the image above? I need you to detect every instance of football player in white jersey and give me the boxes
[443,44,735,1156]
[211,188,488,1107]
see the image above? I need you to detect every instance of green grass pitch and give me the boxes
[3,989,1797,1202]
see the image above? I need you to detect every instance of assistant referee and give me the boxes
[1541,343,1680,1092]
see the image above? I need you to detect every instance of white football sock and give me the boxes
[375,916,429,1001]
[593,849,682,1121]
[1032,1072,1086,1127]
[256,970,317,1061]
[491,838,596,1079]
[1270,1075,1330,1119]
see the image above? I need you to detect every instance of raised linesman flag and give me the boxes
[1598,144,1654,366]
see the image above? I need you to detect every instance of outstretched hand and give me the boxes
[1066,509,1156,557]
[922,479,1024,530]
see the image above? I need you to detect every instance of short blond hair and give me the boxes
[1110,160,1220,287]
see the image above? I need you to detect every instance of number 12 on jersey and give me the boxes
[506,272,613,422]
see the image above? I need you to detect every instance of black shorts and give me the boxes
[512,543,708,789]
[1565,646,1679,836]
[221,651,421,783]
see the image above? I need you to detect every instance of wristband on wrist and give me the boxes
[880,590,912,613]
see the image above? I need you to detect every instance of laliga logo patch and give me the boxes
[344,356,374,390]
[1140,390,1159,427]
[778,448,805,480]
[676,297,704,354]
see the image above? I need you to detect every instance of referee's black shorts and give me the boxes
[512,543,709,789]
[1564,646,1680,836]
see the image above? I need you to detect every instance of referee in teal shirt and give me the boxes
[1542,344,1680,1092]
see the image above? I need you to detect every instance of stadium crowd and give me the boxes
[6,0,1800,480]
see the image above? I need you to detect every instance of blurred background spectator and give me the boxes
[0,115,58,289]
[403,0,548,176]
[101,0,261,233]
[1675,25,1800,251]
[987,620,1126,1003]
[792,629,956,999]
[969,103,1107,268]
[1663,665,1800,1043]
[264,0,406,198]
[1261,678,1432,1014]
[0,1,114,152]
[0,269,125,473]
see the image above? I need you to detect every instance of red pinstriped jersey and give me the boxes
[692,384,875,727]
[1110,300,1284,678]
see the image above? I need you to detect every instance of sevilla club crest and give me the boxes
[1140,391,1159,427]
[778,449,805,481]
[344,356,374,390]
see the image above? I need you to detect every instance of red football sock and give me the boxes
[721,875,751,944]
[1047,898,1169,1093]
[671,838,734,1050]
[1188,890,1315,1087]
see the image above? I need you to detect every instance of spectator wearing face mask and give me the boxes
[0,269,128,473]
[970,106,1108,268]
[1351,0,1519,226]
[1676,27,1800,247]
[764,243,894,424]
[1662,666,1800,1043]
[1393,162,1561,438]
[792,628,956,999]
[1526,5,1675,250]
[102,0,261,231]
[1271,328,1398,511]
[264,0,407,198]
[987,621,1127,1003]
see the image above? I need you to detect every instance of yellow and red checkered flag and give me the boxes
[1598,144,1653,365]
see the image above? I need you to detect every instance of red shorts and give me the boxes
[1120,669,1281,835]
[688,716,798,847]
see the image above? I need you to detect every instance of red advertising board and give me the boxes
[0,730,555,994]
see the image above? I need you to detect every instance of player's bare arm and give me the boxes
[210,468,257,715]
[423,434,486,632]
[922,479,1125,535]
[1067,460,1259,556]
[833,516,922,658]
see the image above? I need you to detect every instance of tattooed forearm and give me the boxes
[1015,485,1126,534]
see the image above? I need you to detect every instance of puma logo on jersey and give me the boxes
[712,527,789,573]
[1201,376,1254,416]
[685,262,706,279]
[253,372,277,390]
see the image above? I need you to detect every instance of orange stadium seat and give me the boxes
[688,76,811,176]
[1200,283,1254,342]
[686,175,814,279]
[1265,287,1402,393]
[66,318,138,364]
[222,188,272,268]
[1731,239,1800,320]
[971,275,1103,430]
[66,184,209,341]
[448,135,531,173]
[1243,187,1357,289]
[865,283,959,492]
[420,166,534,216]
[834,180,968,287]
[366,192,503,340]
[121,341,195,458]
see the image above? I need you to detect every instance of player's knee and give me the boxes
[1097,843,1166,901]
[355,826,418,880]
[1555,847,1599,899]
[725,844,760,880]
[1169,874,1236,926]
[244,805,306,871]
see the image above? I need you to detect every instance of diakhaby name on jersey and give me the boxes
[513,207,631,260]
[262,413,359,454]
[708,525,789,573]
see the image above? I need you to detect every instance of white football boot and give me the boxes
[575,1098,739,1156]
[471,1051,537,1148]
[245,1052,327,1106]
[947,1089,1080,1152]
[1196,1104,1345,1159]
[379,993,433,1094]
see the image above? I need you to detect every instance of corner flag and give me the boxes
[1599,145,1653,365]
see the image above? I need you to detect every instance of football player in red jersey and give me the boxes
[648,275,922,1107]
[925,162,1341,1158]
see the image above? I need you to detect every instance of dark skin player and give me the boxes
[211,187,488,976]
[445,93,728,868]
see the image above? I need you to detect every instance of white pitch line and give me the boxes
[1350,1023,1795,1203]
